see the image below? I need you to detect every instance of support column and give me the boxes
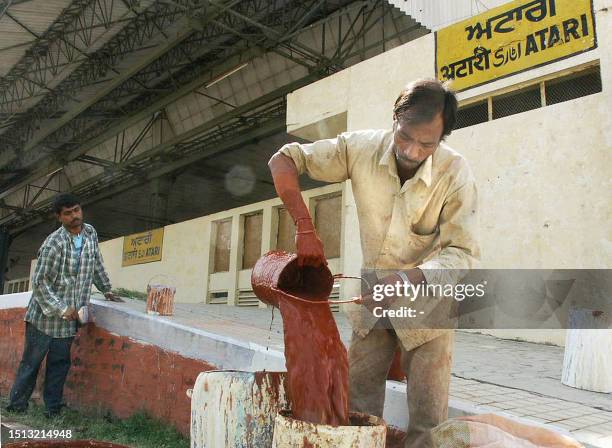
[148,176,174,229]
[258,206,274,308]
[227,215,243,306]
[0,228,13,294]
[340,180,362,311]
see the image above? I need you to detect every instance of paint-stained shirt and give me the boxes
[24,223,112,338]
[279,129,480,349]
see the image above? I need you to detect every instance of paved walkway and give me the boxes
[112,298,612,447]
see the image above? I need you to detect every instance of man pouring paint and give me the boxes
[268,78,480,447]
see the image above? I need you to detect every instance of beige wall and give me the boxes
[99,218,210,303]
[93,183,345,304]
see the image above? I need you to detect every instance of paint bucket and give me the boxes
[146,274,175,316]
[189,370,289,448]
[271,410,387,448]
[251,250,334,308]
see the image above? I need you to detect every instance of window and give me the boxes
[275,207,296,253]
[492,85,541,119]
[455,100,488,129]
[545,67,602,106]
[213,218,232,272]
[242,212,263,269]
[454,64,601,129]
[313,194,342,259]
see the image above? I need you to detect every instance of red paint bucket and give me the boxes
[251,251,334,308]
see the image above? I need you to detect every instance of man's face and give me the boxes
[57,204,83,230]
[392,112,444,171]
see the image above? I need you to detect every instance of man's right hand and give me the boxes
[295,218,327,267]
[62,306,78,321]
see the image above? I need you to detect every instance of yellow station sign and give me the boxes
[435,0,596,91]
[122,228,164,266]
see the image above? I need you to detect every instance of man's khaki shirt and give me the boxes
[280,129,480,350]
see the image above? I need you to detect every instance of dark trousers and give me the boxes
[9,322,74,412]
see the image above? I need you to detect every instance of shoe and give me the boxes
[5,404,27,414]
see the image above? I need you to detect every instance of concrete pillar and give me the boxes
[201,220,213,303]
[148,176,173,229]
[227,216,242,306]
[258,206,274,308]
[339,181,363,310]
[0,229,12,293]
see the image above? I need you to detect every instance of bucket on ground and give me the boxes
[189,370,289,448]
[146,275,176,316]
[271,410,387,448]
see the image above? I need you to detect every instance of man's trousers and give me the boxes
[8,322,74,413]
[348,323,454,448]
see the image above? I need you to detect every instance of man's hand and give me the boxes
[62,306,78,321]
[355,292,379,313]
[356,273,405,312]
[295,218,327,267]
[356,269,427,312]
[104,292,124,302]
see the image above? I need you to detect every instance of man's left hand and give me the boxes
[104,292,124,302]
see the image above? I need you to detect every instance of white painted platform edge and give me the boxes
[0,291,31,309]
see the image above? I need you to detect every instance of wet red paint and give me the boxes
[302,436,315,448]
[252,251,349,426]
[385,426,407,448]
[387,350,405,382]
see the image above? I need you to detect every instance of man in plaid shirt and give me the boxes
[5,193,123,418]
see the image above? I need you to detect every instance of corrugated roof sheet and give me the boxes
[388,0,513,31]
[0,0,72,75]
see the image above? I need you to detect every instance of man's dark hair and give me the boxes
[53,193,81,214]
[393,79,458,139]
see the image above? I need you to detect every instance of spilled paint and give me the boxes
[252,251,348,426]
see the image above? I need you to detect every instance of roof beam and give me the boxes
[8,115,285,235]
[2,74,316,232]
[0,1,427,231]
[0,0,345,193]
[0,45,264,201]
[0,0,14,21]
[0,0,137,118]
[18,21,195,154]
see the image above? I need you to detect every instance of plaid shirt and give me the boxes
[25,223,112,338]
